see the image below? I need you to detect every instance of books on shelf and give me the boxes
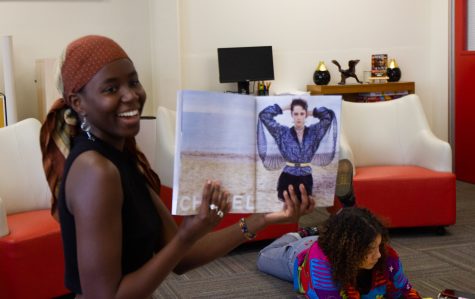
[371,54,388,77]
[172,90,343,215]
[344,90,409,103]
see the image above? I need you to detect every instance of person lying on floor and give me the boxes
[257,207,422,299]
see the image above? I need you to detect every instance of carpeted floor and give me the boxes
[153,180,475,298]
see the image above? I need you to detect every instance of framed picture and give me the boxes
[371,54,388,77]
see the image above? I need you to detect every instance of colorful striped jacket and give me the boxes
[293,241,421,299]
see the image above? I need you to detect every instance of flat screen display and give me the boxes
[217,46,274,83]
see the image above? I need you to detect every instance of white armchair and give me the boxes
[339,94,456,228]
[0,118,51,236]
[154,106,176,188]
[341,94,452,172]
[0,118,67,298]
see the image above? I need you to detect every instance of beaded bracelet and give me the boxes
[239,218,257,240]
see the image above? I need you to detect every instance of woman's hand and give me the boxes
[263,184,315,225]
[176,180,231,245]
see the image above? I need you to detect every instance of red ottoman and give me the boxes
[353,166,456,228]
[0,210,67,299]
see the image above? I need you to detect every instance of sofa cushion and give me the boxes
[0,210,66,299]
[0,118,51,214]
[353,166,456,228]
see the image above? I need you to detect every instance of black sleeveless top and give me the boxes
[58,134,163,294]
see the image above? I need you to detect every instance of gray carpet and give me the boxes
[154,181,475,298]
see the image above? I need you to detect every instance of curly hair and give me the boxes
[318,207,389,289]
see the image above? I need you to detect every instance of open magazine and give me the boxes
[172,90,342,215]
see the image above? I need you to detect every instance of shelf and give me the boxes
[306,81,415,96]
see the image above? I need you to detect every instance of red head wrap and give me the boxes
[60,35,129,101]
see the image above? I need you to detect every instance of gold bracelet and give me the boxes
[239,218,257,240]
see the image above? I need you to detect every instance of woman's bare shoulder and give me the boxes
[66,150,122,214]
[71,150,119,178]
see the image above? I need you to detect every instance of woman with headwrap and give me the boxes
[40,35,315,298]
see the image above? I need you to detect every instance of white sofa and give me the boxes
[0,118,67,299]
[0,118,51,235]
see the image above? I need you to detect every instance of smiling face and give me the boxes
[359,234,382,270]
[291,105,307,130]
[71,58,146,149]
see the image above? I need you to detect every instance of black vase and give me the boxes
[313,70,331,85]
[386,67,401,82]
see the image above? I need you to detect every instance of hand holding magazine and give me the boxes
[172,90,342,215]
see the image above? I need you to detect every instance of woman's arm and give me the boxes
[68,152,229,299]
[258,104,286,142]
[310,106,334,123]
[175,184,315,273]
[148,186,179,244]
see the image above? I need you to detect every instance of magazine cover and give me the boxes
[172,90,342,215]
[371,54,388,77]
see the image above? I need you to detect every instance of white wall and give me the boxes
[0,0,450,141]
[0,0,154,119]
[154,0,450,141]
[149,0,182,118]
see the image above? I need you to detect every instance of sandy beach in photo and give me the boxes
[175,151,338,215]
[176,151,256,215]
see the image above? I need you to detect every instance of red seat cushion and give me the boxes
[0,210,67,299]
[353,166,456,228]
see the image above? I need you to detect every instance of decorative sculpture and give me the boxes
[313,61,331,85]
[386,58,401,82]
[332,60,363,85]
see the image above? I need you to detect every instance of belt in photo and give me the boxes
[286,162,311,167]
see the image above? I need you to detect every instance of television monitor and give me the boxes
[217,46,274,94]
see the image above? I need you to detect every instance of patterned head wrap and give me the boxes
[59,35,129,102]
[40,35,161,219]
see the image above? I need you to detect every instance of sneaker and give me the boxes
[298,226,319,238]
[287,232,302,240]
[335,159,356,207]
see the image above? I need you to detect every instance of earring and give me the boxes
[80,116,95,141]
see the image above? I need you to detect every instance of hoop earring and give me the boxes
[80,117,95,141]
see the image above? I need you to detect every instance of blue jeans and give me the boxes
[256,234,318,282]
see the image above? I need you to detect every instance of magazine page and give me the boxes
[172,90,257,215]
[255,95,342,210]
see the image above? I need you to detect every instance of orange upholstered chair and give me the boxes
[339,94,456,229]
[0,118,67,299]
